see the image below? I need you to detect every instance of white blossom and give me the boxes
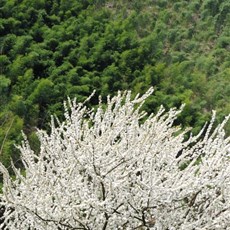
[0,88,229,229]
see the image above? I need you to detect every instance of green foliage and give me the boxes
[0,75,11,94]
[0,113,23,171]
[0,0,229,169]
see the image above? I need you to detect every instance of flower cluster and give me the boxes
[0,88,229,229]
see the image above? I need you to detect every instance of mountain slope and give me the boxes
[0,0,230,168]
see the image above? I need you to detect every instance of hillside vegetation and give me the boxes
[0,0,230,169]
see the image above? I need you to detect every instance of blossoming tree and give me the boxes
[0,88,229,229]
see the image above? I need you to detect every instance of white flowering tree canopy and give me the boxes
[0,88,230,230]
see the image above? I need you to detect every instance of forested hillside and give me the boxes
[0,0,230,169]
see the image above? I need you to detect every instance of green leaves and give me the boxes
[29,78,54,105]
[0,0,230,171]
[0,75,11,105]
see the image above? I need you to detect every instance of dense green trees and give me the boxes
[0,0,230,168]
